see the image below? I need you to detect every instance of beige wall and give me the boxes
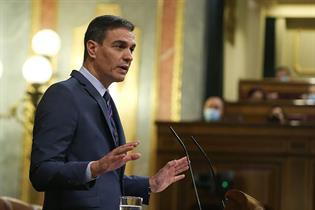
[273,5,315,77]
[223,1,315,101]
[224,0,266,101]
[0,1,32,198]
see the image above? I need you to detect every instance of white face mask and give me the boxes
[203,108,221,122]
[308,94,315,100]
[279,75,289,82]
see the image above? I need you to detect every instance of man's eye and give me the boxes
[115,45,124,49]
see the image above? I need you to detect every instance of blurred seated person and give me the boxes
[275,66,291,82]
[267,105,287,125]
[247,87,266,101]
[247,87,281,100]
[203,96,224,122]
[302,85,315,101]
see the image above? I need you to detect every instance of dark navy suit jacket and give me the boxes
[30,70,149,210]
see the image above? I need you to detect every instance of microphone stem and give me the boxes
[187,154,202,210]
[170,127,202,210]
[191,136,226,209]
[190,136,217,192]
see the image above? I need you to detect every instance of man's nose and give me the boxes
[123,50,133,62]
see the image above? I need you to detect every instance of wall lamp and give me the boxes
[0,29,60,122]
[20,29,61,204]
[24,29,60,106]
[0,28,61,204]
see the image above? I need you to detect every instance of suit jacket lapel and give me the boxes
[70,70,119,147]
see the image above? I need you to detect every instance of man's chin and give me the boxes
[114,76,126,83]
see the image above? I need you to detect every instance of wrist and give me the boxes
[90,161,100,178]
[149,176,157,193]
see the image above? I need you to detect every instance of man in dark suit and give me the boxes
[29,15,189,210]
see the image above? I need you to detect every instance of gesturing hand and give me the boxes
[91,141,141,177]
[149,156,189,193]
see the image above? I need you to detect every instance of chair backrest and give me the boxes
[224,189,264,210]
[0,197,11,210]
[0,197,41,210]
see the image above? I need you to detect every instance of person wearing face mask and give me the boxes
[203,97,224,122]
[275,66,291,82]
[306,86,315,100]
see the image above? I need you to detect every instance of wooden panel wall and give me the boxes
[155,121,315,210]
[239,79,315,100]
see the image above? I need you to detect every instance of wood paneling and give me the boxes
[155,121,315,210]
[224,101,315,123]
[239,79,315,100]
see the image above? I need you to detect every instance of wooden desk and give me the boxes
[224,100,315,123]
[155,121,315,210]
[239,79,315,100]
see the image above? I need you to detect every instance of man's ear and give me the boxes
[86,40,98,58]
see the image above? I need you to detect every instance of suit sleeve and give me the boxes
[123,175,150,204]
[29,83,94,191]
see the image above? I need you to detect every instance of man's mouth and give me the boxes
[118,65,129,72]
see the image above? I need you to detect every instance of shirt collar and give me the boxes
[79,66,107,96]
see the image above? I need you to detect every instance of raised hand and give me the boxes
[91,141,141,177]
[149,156,189,193]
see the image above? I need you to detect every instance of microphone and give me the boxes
[169,126,202,210]
[190,136,263,210]
[190,136,226,209]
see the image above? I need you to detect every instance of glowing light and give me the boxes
[22,56,52,84]
[32,29,61,56]
[221,181,229,189]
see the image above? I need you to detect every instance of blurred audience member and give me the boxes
[275,66,291,82]
[203,97,224,122]
[267,106,287,124]
[247,87,266,101]
[303,85,315,100]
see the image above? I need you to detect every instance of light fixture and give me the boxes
[21,29,61,204]
[22,55,53,84]
[32,29,61,56]
[1,28,58,119]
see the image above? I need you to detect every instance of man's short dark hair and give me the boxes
[83,15,135,61]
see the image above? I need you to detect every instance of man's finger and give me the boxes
[176,159,189,167]
[111,153,127,160]
[176,157,189,166]
[175,159,189,169]
[123,152,141,162]
[175,166,189,175]
[125,141,140,147]
[129,152,141,160]
[113,144,137,155]
[166,160,177,168]
[173,174,185,183]
[177,156,188,162]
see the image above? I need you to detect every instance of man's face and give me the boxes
[90,28,136,87]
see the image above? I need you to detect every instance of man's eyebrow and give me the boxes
[112,40,127,44]
[112,40,135,45]
[112,40,136,49]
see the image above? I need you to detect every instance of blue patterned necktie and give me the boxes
[103,91,119,145]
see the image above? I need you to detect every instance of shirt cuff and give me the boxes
[85,161,97,182]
